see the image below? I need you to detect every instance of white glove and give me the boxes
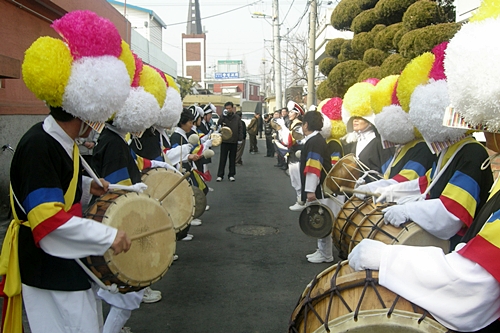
[382,205,410,227]
[354,183,371,199]
[203,139,212,148]
[348,239,387,271]
[151,160,179,173]
[109,182,148,193]
[375,179,420,204]
[355,179,398,199]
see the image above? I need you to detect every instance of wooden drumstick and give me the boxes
[158,171,191,202]
[130,224,173,241]
[339,186,380,198]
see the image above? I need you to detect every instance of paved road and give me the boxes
[1,138,342,333]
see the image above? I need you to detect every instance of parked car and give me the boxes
[240,112,254,127]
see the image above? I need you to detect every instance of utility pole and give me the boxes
[307,0,317,109]
[272,0,283,110]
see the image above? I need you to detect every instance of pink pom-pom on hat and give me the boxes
[391,79,400,105]
[363,78,380,86]
[322,97,343,120]
[429,41,448,81]
[151,66,167,84]
[51,10,122,59]
[131,53,143,88]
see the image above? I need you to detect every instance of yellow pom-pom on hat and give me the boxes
[371,75,399,114]
[119,41,136,85]
[22,37,73,107]
[342,82,376,132]
[397,52,435,112]
[470,0,500,22]
[165,75,180,93]
[140,65,167,108]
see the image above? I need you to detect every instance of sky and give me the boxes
[124,0,337,81]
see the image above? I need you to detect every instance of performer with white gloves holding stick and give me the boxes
[349,3,500,331]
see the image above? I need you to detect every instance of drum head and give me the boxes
[289,261,448,333]
[192,186,207,218]
[100,192,176,287]
[142,168,195,232]
[299,204,333,238]
[324,154,364,194]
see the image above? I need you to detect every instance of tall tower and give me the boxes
[182,0,206,87]
[187,0,202,34]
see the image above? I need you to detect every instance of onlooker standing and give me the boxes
[235,110,246,166]
[263,114,274,157]
[247,112,260,154]
[281,107,290,128]
[271,110,286,168]
[217,102,243,181]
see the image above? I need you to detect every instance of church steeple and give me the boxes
[187,0,202,34]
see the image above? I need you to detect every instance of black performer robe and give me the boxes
[12,122,90,290]
[92,126,142,185]
[299,132,332,203]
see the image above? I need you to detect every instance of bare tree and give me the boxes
[282,33,309,89]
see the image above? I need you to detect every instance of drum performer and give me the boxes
[341,82,394,180]
[369,50,493,249]
[92,63,168,332]
[171,109,205,238]
[278,101,306,211]
[300,111,334,263]
[355,73,436,194]
[349,4,500,331]
[0,11,132,333]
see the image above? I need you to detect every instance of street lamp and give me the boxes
[251,4,283,110]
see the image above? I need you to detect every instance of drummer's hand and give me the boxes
[306,192,316,202]
[111,230,131,255]
[382,205,409,227]
[354,184,372,199]
[189,154,201,161]
[348,239,387,271]
[90,178,109,196]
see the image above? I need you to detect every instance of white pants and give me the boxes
[22,283,103,333]
[316,196,345,258]
[289,161,302,199]
[98,288,144,333]
[318,236,333,258]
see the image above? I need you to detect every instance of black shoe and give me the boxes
[280,165,288,170]
[274,164,283,168]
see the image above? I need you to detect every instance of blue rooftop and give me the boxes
[107,0,167,28]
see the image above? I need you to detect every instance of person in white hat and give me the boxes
[0,11,132,333]
[281,101,306,211]
[348,3,500,331]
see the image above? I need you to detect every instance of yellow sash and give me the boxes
[0,143,80,333]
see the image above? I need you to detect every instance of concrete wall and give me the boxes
[0,114,46,215]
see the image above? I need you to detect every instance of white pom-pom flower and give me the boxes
[63,56,130,122]
[320,112,332,139]
[113,86,160,133]
[445,18,500,131]
[409,80,466,143]
[375,105,415,145]
[157,87,183,128]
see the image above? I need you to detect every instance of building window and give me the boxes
[0,79,4,89]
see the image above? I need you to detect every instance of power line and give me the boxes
[281,0,297,23]
[165,0,262,27]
